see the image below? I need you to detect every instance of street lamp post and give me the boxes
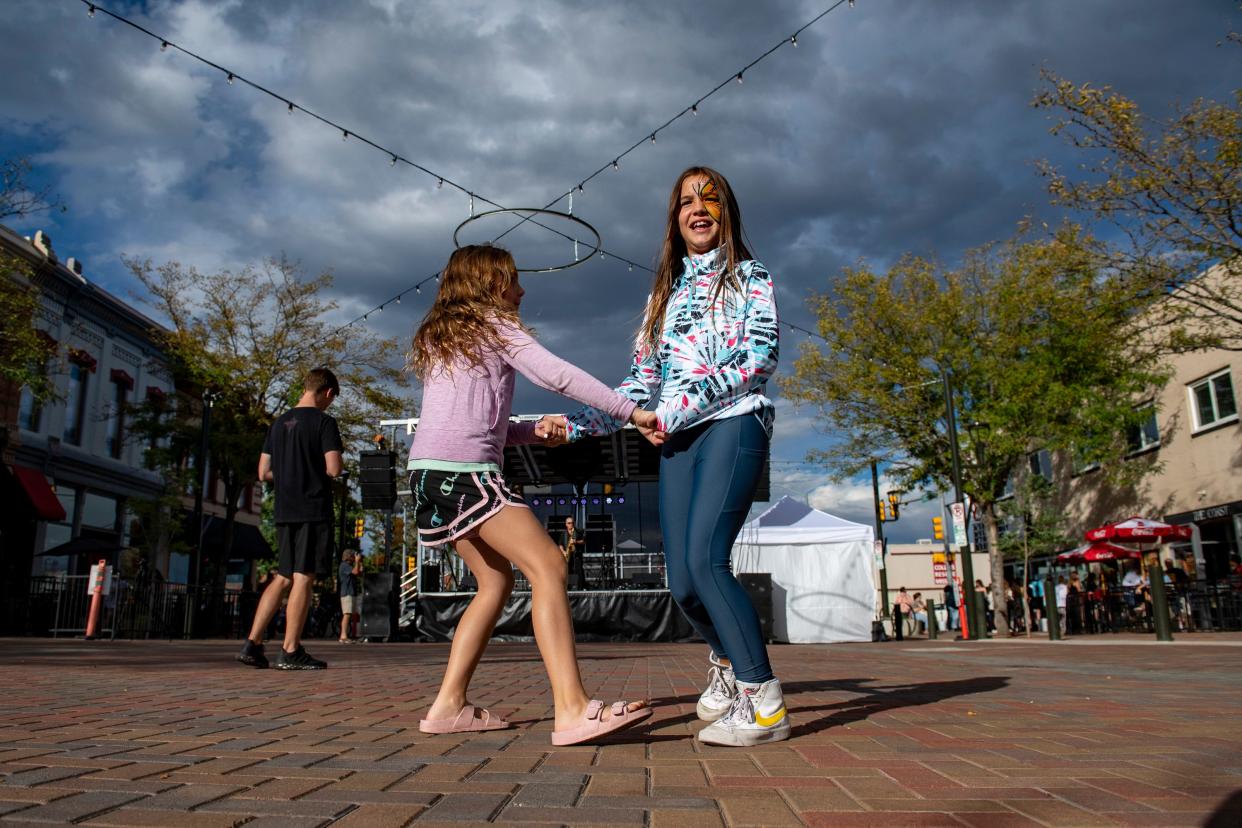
[186,388,218,639]
[941,369,982,639]
[870,460,889,619]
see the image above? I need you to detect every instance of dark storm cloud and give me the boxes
[1,0,1236,537]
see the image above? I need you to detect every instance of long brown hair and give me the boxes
[407,245,524,379]
[639,166,753,350]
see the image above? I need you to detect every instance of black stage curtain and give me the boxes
[414,590,698,643]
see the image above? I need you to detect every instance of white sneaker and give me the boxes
[695,653,737,722]
[697,677,791,747]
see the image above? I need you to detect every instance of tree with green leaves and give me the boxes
[1,255,57,411]
[1034,68,1242,351]
[125,255,410,589]
[781,225,1170,635]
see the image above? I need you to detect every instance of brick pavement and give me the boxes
[1,636,1241,826]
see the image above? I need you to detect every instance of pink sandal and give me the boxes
[551,699,653,746]
[419,705,511,734]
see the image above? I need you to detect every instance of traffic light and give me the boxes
[932,516,944,541]
[878,501,889,522]
[354,517,365,539]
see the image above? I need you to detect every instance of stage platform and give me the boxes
[411,589,698,642]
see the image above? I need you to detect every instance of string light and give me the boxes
[78,0,856,342]
[395,295,401,304]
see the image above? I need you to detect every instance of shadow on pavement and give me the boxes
[646,675,1010,738]
[1204,789,1242,828]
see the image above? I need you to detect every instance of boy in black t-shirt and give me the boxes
[237,368,344,670]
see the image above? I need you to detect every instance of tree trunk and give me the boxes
[981,502,1008,636]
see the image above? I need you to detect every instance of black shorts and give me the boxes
[410,467,525,545]
[276,521,334,579]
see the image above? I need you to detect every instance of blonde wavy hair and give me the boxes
[639,166,753,351]
[407,245,524,379]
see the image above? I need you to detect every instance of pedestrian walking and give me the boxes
[237,367,344,670]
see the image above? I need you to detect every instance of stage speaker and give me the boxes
[360,572,394,640]
[629,571,663,589]
[738,573,774,642]
[420,564,440,592]
[359,450,397,510]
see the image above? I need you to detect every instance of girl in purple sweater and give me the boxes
[406,245,655,745]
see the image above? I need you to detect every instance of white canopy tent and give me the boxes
[733,496,876,643]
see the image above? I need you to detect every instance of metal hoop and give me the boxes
[453,208,601,273]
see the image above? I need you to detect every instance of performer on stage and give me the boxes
[566,166,786,746]
[406,244,655,744]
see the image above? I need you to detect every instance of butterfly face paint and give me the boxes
[679,175,723,255]
[694,180,722,224]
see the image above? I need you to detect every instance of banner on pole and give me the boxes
[950,501,967,548]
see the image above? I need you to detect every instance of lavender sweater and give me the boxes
[408,318,637,468]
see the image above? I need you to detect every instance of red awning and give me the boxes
[13,466,67,521]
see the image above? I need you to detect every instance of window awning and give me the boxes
[13,466,67,521]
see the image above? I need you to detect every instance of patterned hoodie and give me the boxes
[567,246,779,439]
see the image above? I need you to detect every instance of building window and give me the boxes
[1126,406,1160,454]
[18,385,42,432]
[1071,446,1100,476]
[1027,449,1052,482]
[1189,369,1237,432]
[106,370,133,459]
[63,354,94,446]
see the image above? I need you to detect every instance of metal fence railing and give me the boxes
[1054,584,1242,636]
[12,576,344,640]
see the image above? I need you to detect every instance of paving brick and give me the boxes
[82,809,255,827]
[330,803,427,827]
[5,791,145,823]
[418,792,509,821]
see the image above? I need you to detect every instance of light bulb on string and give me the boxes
[790,34,797,47]
[628,264,633,272]
[650,133,657,144]
[227,72,235,85]
[736,72,744,84]
[612,160,619,171]
[599,250,605,259]
[161,41,169,52]
[416,285,421,295]
[342,130,349,141]
[390,155,397,166]
[577,183,584,192]
[437,178,443,189]
[88,4,96,17]
[848,0,854,6]
[395,296,401,305]
[287,101,294,114]
[691,103,698,116]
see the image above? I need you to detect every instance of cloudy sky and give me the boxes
[2,0,1237,539]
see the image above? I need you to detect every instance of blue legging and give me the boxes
[659,413,773,684]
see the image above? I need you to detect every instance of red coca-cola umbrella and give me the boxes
[1055,542,1143,564]
[1084,517,1192,544]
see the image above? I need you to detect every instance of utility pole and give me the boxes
[870,460,889,619]
[941,369,982,639]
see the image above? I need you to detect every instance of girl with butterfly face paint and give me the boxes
[565,166,787,747]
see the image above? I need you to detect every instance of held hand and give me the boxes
[637,425,667,446]
[535,414,570,446]
[629,408,660,431]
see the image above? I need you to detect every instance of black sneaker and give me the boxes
[274,646,327,670]
[236,639,268,669]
